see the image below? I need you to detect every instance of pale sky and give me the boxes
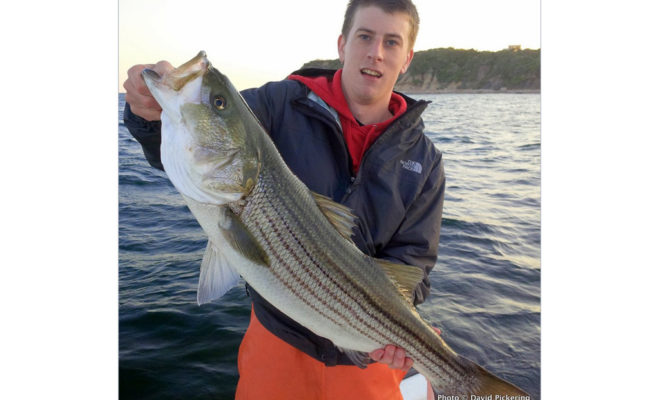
[119,0,540,92]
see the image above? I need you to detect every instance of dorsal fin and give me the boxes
[312,192,357,241]
[376,259,425,305]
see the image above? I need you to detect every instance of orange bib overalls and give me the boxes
[235,309,406,400]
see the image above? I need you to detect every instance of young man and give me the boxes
[123,0,445,398]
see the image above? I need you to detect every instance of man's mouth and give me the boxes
[360,68,382,78]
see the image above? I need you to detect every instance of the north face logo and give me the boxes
[400,160,422,174]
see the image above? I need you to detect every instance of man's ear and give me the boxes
[338,34,346,63]
[400,49,414,74]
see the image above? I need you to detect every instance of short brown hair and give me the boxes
[341,0,420,50]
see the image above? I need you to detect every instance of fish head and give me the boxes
[142,51,261,205]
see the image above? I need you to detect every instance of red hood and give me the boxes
[288,70,407,173]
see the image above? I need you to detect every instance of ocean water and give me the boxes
[118,92,540,399]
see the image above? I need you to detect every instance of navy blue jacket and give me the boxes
[123,68,445,366]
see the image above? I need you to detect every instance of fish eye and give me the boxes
[214,96,226,110]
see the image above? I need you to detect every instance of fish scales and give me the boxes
[141,51,531,398]
[241,168,391,346]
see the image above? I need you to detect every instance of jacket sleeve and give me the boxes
[381,154,446,306]
[123,102,165,171]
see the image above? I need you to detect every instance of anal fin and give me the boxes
[338,347,371,369]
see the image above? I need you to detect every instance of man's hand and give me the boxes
[369,344,414,371]
[123,60,174,121]
[369,327,442,372]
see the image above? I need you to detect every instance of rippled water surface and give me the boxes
[119,92,540,399]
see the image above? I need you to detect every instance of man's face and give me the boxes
[338,5,414,107]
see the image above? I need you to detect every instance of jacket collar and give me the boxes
[288,68,430,122]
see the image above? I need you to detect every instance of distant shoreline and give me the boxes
[304,48,540,94]
[400,88,540,95]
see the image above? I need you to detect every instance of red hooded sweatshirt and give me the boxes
[288,70,407,174]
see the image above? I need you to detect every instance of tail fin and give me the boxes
[470,362,529,397]
[431,355,530,398]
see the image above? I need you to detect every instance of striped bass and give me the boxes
[142,51,530,398]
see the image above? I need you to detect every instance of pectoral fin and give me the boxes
[219,207,270,267]
[197,241,241,305]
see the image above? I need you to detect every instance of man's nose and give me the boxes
[367,40,384,62]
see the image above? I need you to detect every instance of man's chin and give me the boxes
[355,84,391,103]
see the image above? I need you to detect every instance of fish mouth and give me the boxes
[142,50,209,91]
[360,68,382,78]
